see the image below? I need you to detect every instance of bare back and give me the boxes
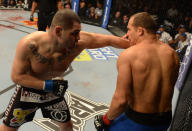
[124,41,179,113]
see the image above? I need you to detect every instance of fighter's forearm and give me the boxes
[80,32,130,49]
[12,74,44,90]
[106,94,127,120]
[107,35,130,49]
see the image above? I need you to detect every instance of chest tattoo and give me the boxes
[57,54,68,62]
[29,44,53,65]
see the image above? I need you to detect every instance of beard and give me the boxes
[69,39,78,49]
[64,40,77,54]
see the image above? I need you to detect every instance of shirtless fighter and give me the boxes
[94,12,180,131]
[0,9,130,131]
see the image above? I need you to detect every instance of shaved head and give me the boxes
[131,12,157,34]
[50,9,81,30]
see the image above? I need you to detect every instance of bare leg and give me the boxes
[0,123,18,131]
[54,120,73,131]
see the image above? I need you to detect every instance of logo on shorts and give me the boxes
[20,88,59,103]
[57,85,64,96]
[10,108,37,127]
[33,91,109,131]
[44,101,69,122]
[50,111,68,122]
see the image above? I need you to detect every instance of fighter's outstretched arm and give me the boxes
[78,31,130,49]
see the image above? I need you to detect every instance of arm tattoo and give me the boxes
[29,44,53,64]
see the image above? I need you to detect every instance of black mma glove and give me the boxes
[30,15,34,21]
[94,114,112,131]
[44,80,68,97]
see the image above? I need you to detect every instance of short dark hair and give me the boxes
[131,12,157,34]
[50,9,81,30]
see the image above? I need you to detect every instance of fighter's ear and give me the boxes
[55,26,62,36]
[137,27,144,36]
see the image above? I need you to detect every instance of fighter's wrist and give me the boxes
[44,80,53,92]
[102,113,113,125]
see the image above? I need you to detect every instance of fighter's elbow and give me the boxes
[11,74,22,84]
[118,99,127,108]
[11,75,18,83]
[113,95,128,108]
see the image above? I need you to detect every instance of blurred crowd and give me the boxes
[77,0,192,54]
[108,0,192,52]
[1,0,192,53]
[0,0,26,8]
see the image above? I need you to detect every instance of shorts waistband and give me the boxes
[18,85,46,94]
[125,106,172,125]
[18,85,60,103]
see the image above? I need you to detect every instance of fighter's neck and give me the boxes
[42,32,68,54]
[136,34,157,45]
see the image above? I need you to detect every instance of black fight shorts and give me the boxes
[3,85,71,128]
[125,106,172,125]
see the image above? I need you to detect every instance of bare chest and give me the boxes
[30,51,79,79]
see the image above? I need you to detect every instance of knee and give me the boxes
[58,120,73,131]
[0,124,18,131]
[65,120,73,128]
[64,120,73,127]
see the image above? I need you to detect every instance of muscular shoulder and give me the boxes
[160,42,177,56]
[117,47,135,65]
[158,43,179,65]
[119,45,140,58]
[16,32,41,56]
